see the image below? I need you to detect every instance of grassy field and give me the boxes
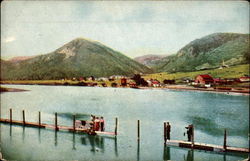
[143,64,249,83]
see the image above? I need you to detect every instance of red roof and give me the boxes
[240,76,250,79]
[197,74,213,79]
[152,80,160,84]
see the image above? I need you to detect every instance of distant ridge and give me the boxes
[153,33,249,72]
[134,54,166,67]
[1,38,152,80]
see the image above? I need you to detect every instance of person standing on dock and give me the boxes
[185,124,193,142]
[94,117,100,131]
[100,117,105,131]
[166,122,171,140]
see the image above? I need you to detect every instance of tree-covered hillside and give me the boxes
[153,33,249,72]
[1,38,152,80]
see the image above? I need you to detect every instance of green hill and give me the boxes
[153,33,249,72]
[143,64,249,83]
[1,38,152,80]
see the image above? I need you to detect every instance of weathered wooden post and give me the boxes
[38,111,41,127]
[55,112,58,131]
[164,122,167,145]
[73,115,76,132]
[10,108,12,124]
[223,129,227,151]
[115,117,118,136]
[22,110,26,125]
[137,120,140,141]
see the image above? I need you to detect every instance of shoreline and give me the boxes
[0,86,29,92]
[1,82,249,95]
[162,85,249,95]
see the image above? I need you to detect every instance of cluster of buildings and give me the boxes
[62,73,249,88]
[192,74,250,87]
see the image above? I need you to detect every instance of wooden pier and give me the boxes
[0,109,117,137]
[163,122,249,154]
[0,118,116,135]
[165,139,249,153]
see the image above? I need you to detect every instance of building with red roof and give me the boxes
[195,74,214,85]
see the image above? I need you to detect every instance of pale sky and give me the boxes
[1,1,249,59]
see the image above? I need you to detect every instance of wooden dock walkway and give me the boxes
[165,139,249,153]
[0,118,116,136]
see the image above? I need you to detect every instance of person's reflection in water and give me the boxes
[81,135,87,145]
[95,135,105,153]
[185,150,194,161]
[100,137,104,153]
[95,136,100,148]
[163,146,170,161]
[89,135,96,153]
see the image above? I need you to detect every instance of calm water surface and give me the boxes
[0,85,249,161]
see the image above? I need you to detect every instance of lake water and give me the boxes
[0,85,249,161]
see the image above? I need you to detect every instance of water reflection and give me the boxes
[163,146,170,161]
[79,133,117,155]
[184,150,194,161]
[38,128,41,143]
[3,123,249,161]
[9,125,12,137]
[16,124,117,155]
[137,140,140,161]
[72,133,76,150]
[115,137,118,157]
[186,115,248,136]
[22,126,25,143]
[55,131,58,146]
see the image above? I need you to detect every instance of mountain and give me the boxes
[1,38,152,80]
[134,54,166,67]
[153,33,249,73]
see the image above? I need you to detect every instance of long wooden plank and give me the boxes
[95,131,116,136]
[0,118,114,136]
[165,140,249,153]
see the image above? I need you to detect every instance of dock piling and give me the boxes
[73,115,76,132]
[164,122,167,145]
[55,112,58,131]
[10,109,12,124]
[22,110,25,125]
[38,111,41,127]
[137,120,140,141]
[115,117,118,136]
[223,129,227,151]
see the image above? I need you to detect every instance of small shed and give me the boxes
[152,80,161,87]
[239,76,250,82]
[195,74,214,85]
[120,78,127,87]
